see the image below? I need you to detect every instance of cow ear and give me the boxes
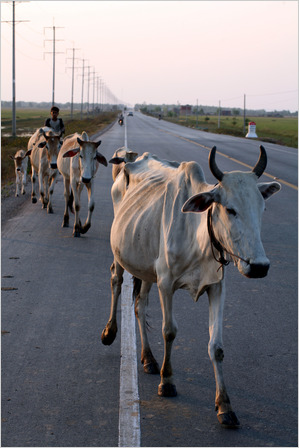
[63,147,80,158]
[95,140,101,148]
[38,141,47,148]
[109,157,125,165]
[258,181,281,200]
[25,149,32,157]
[96,152,108,167]
[182,192,216,213]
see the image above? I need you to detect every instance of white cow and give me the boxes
[9,149,29,196]
[109,147,138,181]
[25,127,62,213]
[57,131,107,237]
[102,146,281,428]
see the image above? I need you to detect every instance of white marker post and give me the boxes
[245,121,258,138]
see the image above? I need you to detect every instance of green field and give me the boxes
[164,114,298,148]
[1,109,119,187]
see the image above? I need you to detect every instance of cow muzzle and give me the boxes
[81,177,91,184]
[240,258,270,278]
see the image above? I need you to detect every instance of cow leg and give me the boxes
[15,171,21,197]
[21,172,26,195]
[47,169,58,214]
[207,282,240,428]
[80,181,94,234]
[39,173,48,208]
[31,168,37,203]
[157,281,178,397]
[62,177,71,227]
[101,260,124,345]
[72,182,83,237]
[22,166,27,186]
[134,281,159,374]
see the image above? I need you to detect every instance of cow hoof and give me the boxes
[217,411,240,428]
[42,203,47,209]
[47,207,53,214]
[143,360,160,375]
[101,327,117,345]
[80,223,91,234]
[62,216,69,227]
[22,191,25,195]
[158,383,177,397]
[73,231,81,237]
[32,197,37,204]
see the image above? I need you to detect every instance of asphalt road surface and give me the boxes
[2,112,297,447]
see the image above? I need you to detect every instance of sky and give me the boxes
[1,1,298,111]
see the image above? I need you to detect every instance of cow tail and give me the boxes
[68,190,74,213]
[133,276,142,302]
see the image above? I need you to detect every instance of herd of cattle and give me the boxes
[11,125,281,428]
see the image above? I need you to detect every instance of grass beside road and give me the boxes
[1,109,119,188]
[163,114,298,148]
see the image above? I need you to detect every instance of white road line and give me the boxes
[118,272,140,447]
[118,115,141,447]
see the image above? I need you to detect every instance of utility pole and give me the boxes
[96,76,99,111]
[99,78,103,112]
[12,0,16,136]
[44,23,64,106]
[86,65,93,116]
[92,68,97,115]
[66,47,80,118]
[243,94,246,134]
[86,65,92,115]
[218,100,221,129]
[80,59,85,119]
[2,0,29,138]
[78,60,92,119]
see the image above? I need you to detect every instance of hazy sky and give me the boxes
[1,1,298,111]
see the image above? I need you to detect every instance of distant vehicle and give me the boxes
[127,112,133,116]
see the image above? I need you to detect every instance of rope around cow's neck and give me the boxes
[207,207,249,271]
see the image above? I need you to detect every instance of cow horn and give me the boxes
[209,146,223,182]
[252,145,267,178]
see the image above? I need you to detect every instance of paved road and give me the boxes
[2,112,297,447]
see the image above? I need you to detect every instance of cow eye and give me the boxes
[227,207,237,216]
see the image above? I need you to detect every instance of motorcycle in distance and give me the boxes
[118,118,123,126]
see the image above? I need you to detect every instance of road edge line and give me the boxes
[118,270,140,447]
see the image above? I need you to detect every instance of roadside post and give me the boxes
[245,121,258,138]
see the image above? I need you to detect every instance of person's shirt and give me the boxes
[44,118,65,134]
